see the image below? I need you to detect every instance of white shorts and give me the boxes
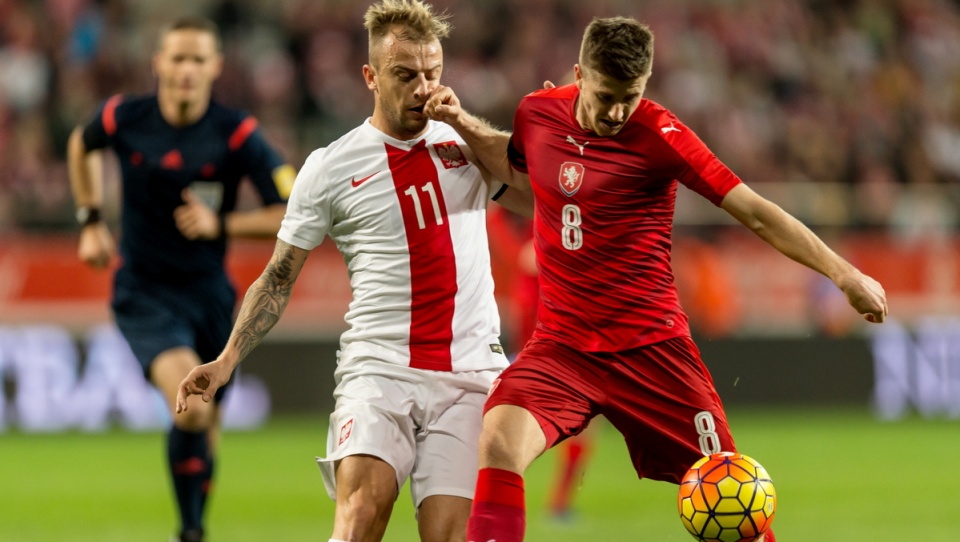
[316,357,499,508]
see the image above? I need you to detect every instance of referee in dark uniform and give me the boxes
[67,16,294,542]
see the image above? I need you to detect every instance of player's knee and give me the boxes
[339,489,391,529]
[477,405,545,470]
[478,428,525,470]
[417,496,469,542]
[172,400,215,432]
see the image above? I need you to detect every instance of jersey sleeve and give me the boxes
[277,148,332,250]
[506,97,530,174]
[81,94,124,151]
[660,110,742,206]
[231,115,294,205]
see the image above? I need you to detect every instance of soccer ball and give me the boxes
[677,452,776,542]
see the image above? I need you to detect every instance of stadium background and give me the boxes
[1,0,958,540]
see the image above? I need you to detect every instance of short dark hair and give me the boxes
[157,16,222,52]
[579,17,654,81]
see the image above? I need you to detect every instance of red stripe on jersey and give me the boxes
[387,140,456,371]
[228,117,258,151]
[102,95,122,136]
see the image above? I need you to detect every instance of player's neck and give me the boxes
[573,98,591,133]
[157,94,210,128]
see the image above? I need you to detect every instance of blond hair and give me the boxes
[364,0,451,66]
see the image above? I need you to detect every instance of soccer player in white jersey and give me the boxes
[175,1,531,541]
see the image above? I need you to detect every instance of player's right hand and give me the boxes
[176,359,232,413]
[839,270,888,324]
[424,85,463,125]
[78,223,115,269]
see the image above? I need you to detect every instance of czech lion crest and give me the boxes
[559,162,584,196]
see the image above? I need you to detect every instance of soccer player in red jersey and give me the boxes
[427,16,888,542]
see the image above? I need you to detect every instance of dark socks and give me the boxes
[167,426,210,534]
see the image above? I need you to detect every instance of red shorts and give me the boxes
[485,335,736,484]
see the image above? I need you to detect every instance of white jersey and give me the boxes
[280,119,508,373]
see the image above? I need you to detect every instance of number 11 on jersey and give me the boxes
[404,182,445,230]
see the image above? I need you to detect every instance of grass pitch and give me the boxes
[2,408,958,541]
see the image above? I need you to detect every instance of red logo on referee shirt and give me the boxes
[434,141,467,169]
[338,418,354,446]
[559,162,584,196]
[160,149,183,170]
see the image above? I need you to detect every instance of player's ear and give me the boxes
[574,64,583,88]
[363,64,377,92]
[211,52,224,79]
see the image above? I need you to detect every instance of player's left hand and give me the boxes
[839,270,888,323]
[174,188,221,240]
[424,85,464,125]
[176,359,232,413]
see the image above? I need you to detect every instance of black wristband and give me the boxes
[76,207,102,227]
[491,183,509,201]
[219,213,228,238]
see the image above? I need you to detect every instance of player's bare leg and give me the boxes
[153,347,219,432]
[331,454,398,542]
[152,347,219,542]
[477,405,546,472]
[417,495,470,542]
[467,405,547,542]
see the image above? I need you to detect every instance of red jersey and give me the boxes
[508,84,741,352]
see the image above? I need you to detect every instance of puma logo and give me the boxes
[661,122,682,134]
[566,135,589,155]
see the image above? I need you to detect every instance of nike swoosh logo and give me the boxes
[351,171,379,188]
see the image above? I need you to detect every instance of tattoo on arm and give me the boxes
[231,241,306,361]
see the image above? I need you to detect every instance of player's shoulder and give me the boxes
[636,97,676,119]
[108,94,156,122]
[628,98,688,137]
[206,99,247,121]
[515,84,577,124]
[205,100,255,132]
[87,94,156,136]
[521,83,577,105]
[299,146,328,177]
[111,94,151,107]
[425,119,464,143]
[297,123,369,184]
[319,122,373,161]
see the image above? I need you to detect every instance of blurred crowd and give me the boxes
[1,0,959,232]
